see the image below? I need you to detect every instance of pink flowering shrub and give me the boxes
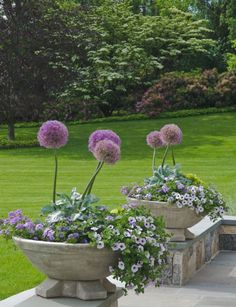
[137,69,236,118]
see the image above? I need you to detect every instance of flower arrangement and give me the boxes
[122,124,227,221]
[0,122,169,294]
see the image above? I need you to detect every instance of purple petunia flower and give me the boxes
[124,231,131,238]
[176,182,184,190]
[119,243,126,251]
[15,223,25,230]
[146,131,164,149]
[120,186,129,196]
[93,140,120,164]
[160,124,182,145]
[97,241,105,249]
[43,228,55,241]
[88,130,121,153]
[112,243,120,251]
[139,238,147,245]
[38,120,69,149]
[118,261,125,270]
[68,233,80,240]
[131,264,139,273]
[24,221,35,233]
[35,224,44,231]
[161,184,169,193]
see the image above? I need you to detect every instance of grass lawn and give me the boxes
[0,112,236,300]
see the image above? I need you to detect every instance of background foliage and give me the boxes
[0,0,236,139]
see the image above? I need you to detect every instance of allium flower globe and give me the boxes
[160,124,182,145]
[93,140,120,164]
[38,120,68,149]
[88,130,121,153]
[146,131,164,148]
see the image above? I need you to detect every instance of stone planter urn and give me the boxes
[127,198,202,241]
[13,237,118,300]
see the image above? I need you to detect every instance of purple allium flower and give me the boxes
[160,124,183,145]
[88,130,121,153]
[43,228,55,241]
[146,131,164,149]
[38,120,69,149]
[93,140,120,164]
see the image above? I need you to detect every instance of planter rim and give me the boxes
[13,236,91,248]
[127,197,168,205]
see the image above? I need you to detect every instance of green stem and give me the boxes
[82,161,104,200]
[86,162,104,196]
[152,148,156,175]
[53,150,58,204]
[161,144,169,168]
[172,147,176,166]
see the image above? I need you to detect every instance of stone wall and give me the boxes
[219,225,236,250]
[163,216,236,286]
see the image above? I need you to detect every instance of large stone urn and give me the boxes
[13,237,118,300]
[127,198,202,241]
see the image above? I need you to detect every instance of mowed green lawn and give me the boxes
[0,113,236,300]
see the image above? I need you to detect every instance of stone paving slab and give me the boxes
[1,251,236,307]
[119,251,236,307]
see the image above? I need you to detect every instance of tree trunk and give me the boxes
[8,121,15,141]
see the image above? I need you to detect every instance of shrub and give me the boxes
[137,69,236,117]
[43,99,102,121]
[216,71,236,106]
[0,138,38,149]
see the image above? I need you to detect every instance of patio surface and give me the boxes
[120,251,236,307]
[1,251,236,307]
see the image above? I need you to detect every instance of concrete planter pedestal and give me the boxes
[13,237,118,301]
[127,198,202,241]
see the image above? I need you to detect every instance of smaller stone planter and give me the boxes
[127,198,202,241]
[13,237,118,300]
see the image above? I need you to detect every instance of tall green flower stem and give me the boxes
[172,147,176,166]
[152,148,156,175]
[161,144,169,168]
[82,161,104,200]
[53,150,58,204]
